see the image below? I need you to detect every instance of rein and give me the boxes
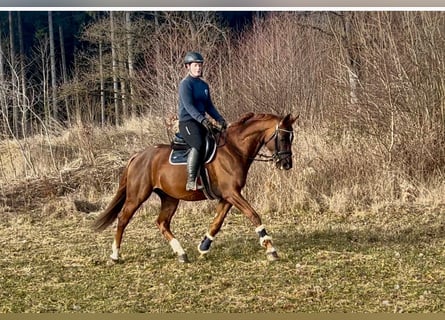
[209,125,227,148]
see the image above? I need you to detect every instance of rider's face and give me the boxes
[187,62,203,78]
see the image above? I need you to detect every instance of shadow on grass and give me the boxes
[275,221,445,255]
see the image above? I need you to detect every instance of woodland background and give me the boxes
[1,11,444,212]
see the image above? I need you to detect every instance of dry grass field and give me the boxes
[1,203,445,312]
[1,118,444,313]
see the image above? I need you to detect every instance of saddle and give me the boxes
[169,132,218,199]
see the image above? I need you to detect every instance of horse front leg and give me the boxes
[227,192,279,261]
[198,200,232,256]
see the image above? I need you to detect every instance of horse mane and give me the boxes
[231,112,276,127]
[232,112,255,126]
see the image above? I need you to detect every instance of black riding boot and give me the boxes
[186,147,201,191]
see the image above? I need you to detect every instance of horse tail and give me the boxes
[93,155,135,231]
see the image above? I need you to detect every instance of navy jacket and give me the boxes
[178,75,224,124]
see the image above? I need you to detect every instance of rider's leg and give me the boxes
[179,120,205,191]
[186,147,201,191]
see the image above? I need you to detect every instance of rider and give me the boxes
[178,51,227,191]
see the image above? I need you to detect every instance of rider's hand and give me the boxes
[218,119,227,130]
[201,118,212,130]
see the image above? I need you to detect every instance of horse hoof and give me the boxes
[178,254,190,263]
[197,244,210,256]
[266,251,279,261]
[198,253,208,260]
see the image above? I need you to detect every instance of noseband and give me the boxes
[256,124,294,163]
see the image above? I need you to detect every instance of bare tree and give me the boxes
[0,30,6,131]
[9,11,19,136]
[110,11,119,125]
[119,14,128,120]
[338,12,361,106]
[17,12,30,137]
[48,11,57,120]
[0,31,4,84]
[33,35,51,126]
[126,11,135,118]
[99,40,105,126]
[59,25,70,125]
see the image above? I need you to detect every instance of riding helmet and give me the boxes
[184,51,204,65]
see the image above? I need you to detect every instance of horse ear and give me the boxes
[282,113,299,126]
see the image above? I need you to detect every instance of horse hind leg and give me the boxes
[109,198,145,261]
[155,193,187,263]
[110,183,154,261]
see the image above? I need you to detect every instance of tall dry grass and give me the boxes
[2,113,445,218]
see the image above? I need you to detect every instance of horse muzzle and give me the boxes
[281,161,292,170]
[275,152,293,170]
[278,160,292,170]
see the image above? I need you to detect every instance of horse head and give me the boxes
[264,113,299,170]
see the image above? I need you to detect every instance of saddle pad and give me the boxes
[169,149,190,164]
[169,147,216,165]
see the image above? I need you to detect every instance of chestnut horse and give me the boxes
[94,112,298,263]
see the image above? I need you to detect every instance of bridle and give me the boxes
[255,124,294,163]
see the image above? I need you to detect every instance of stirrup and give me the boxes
[186,179,204,191]
[186,180,197,191]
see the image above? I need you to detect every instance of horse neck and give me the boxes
[226,119,274,161]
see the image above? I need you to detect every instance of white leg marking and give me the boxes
[110,239,119,260]
[169,238,186,256]
[255,225,266,233]
[205,232,215,241]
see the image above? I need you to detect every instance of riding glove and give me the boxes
[218,119,227,130]
[201,118,212,131]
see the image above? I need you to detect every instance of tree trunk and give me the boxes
[118,13,127,120]
[39,37,50,127]
[9,11,18,136]
[342,12,360,106]
[18,12,27,136]
[126,11,135,118]
[99,41,105,126]
[48,11,58,121]
[110,11,119,126]
[73,55,81,124]
[0,31,4,83]
[59,25,70,126]
[188,12,197,46]
[154,12,162,110]
[0,30,6,130]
